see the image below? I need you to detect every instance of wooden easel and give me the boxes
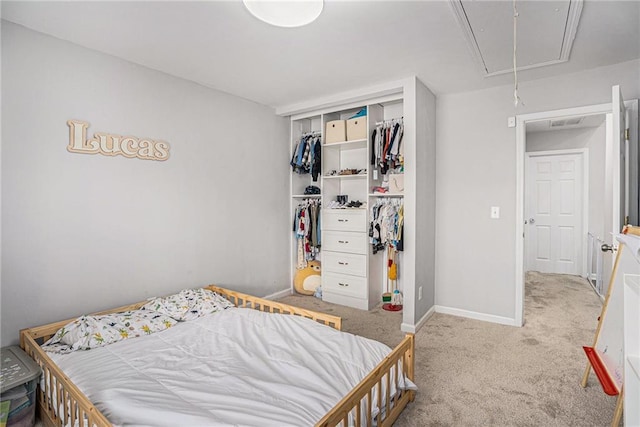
[581,225,640,426]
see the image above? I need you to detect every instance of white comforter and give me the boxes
[48,307,403,426]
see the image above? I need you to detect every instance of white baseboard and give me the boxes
[263,290,519,329]
[400,305,436,333]
[435,305,519,327]
[263,288,292,300]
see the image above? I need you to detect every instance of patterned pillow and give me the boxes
[43,310,178,354]
[142,288,234,321]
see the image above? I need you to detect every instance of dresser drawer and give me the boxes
[322,231,368,254]
[323,209,366,232]
[323,252,367,276]
[322,272,367,298]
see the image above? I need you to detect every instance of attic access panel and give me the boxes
[450,0,583,77]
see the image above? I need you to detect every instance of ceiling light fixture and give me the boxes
[243,0,323,28]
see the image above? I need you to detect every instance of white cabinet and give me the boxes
[322,230,368,254]
[322,205,369,309]
[624,272,640,427]
[322,209,366,231]
[322,252,367,276]
[322,272,368,299]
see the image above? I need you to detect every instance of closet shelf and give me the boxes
[323,207,367,211]
[323,174,367,180]
[368,193,404,198]
[292,194,321,199]
[323,139,367,150]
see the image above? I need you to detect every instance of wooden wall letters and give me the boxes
[67,120,170,161]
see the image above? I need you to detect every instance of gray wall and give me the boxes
[415,79,437,323]
[527,124,607,242]
[1,22,290,346]
[435,59,640,322]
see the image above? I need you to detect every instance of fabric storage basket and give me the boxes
[388,173,404,194]
[346,117,367,141]
[325,120,346,144]
[0,346,41,427]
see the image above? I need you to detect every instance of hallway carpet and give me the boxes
[279,272,618,426]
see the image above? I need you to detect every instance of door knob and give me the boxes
[601,244,614,253]
[528,218,535,224]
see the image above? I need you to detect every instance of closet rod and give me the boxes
[302,130,322,136]
[375,116,404,126]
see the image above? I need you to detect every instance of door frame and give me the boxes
[524,148,589,277]
[514,101,631,327]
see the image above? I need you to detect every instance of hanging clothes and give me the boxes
[293,199,321,267]
[311,138,321,182]
[369,198,404,254]
[371,118,404,176]
[291,133,322,181]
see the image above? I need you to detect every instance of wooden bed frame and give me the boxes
[20,285,415,427]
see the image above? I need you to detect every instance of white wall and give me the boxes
[0,18,4,336]
[435,59,640,323]
[526,123,606,241]
[1,22,290,346]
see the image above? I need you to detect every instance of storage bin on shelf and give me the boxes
[346,117,367,141]
[388,173,404,194]
[325,120,346,143]
[0,346,42,427]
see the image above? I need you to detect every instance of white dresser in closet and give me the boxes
[322,209,369,309]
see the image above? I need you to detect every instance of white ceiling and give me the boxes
[2,1,639,111]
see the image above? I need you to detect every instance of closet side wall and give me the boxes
[1,22,290,347]
[414,78,437,323]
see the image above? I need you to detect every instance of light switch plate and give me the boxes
[507,117,516,128]
[491,206,500,219]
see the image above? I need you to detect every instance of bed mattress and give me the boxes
[46,307,404,426]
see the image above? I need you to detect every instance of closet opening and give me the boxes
[289,97,408,331]
[286,78,436,334]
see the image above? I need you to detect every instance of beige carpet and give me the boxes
[279,272,619,426]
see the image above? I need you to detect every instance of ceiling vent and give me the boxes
[450,0,583,77]
[550,117,584,128]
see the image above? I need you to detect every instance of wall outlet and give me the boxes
[418,286,423,300]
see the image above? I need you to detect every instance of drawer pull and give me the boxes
[338,219,349,222]
[338,240,349,244]
[338,282,349,287]
[338,261,349,266]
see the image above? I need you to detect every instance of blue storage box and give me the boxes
[1,346,41,427]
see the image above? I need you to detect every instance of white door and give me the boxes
[612,85,626,235]
[601,86,627,294]
[526,151,584,274]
